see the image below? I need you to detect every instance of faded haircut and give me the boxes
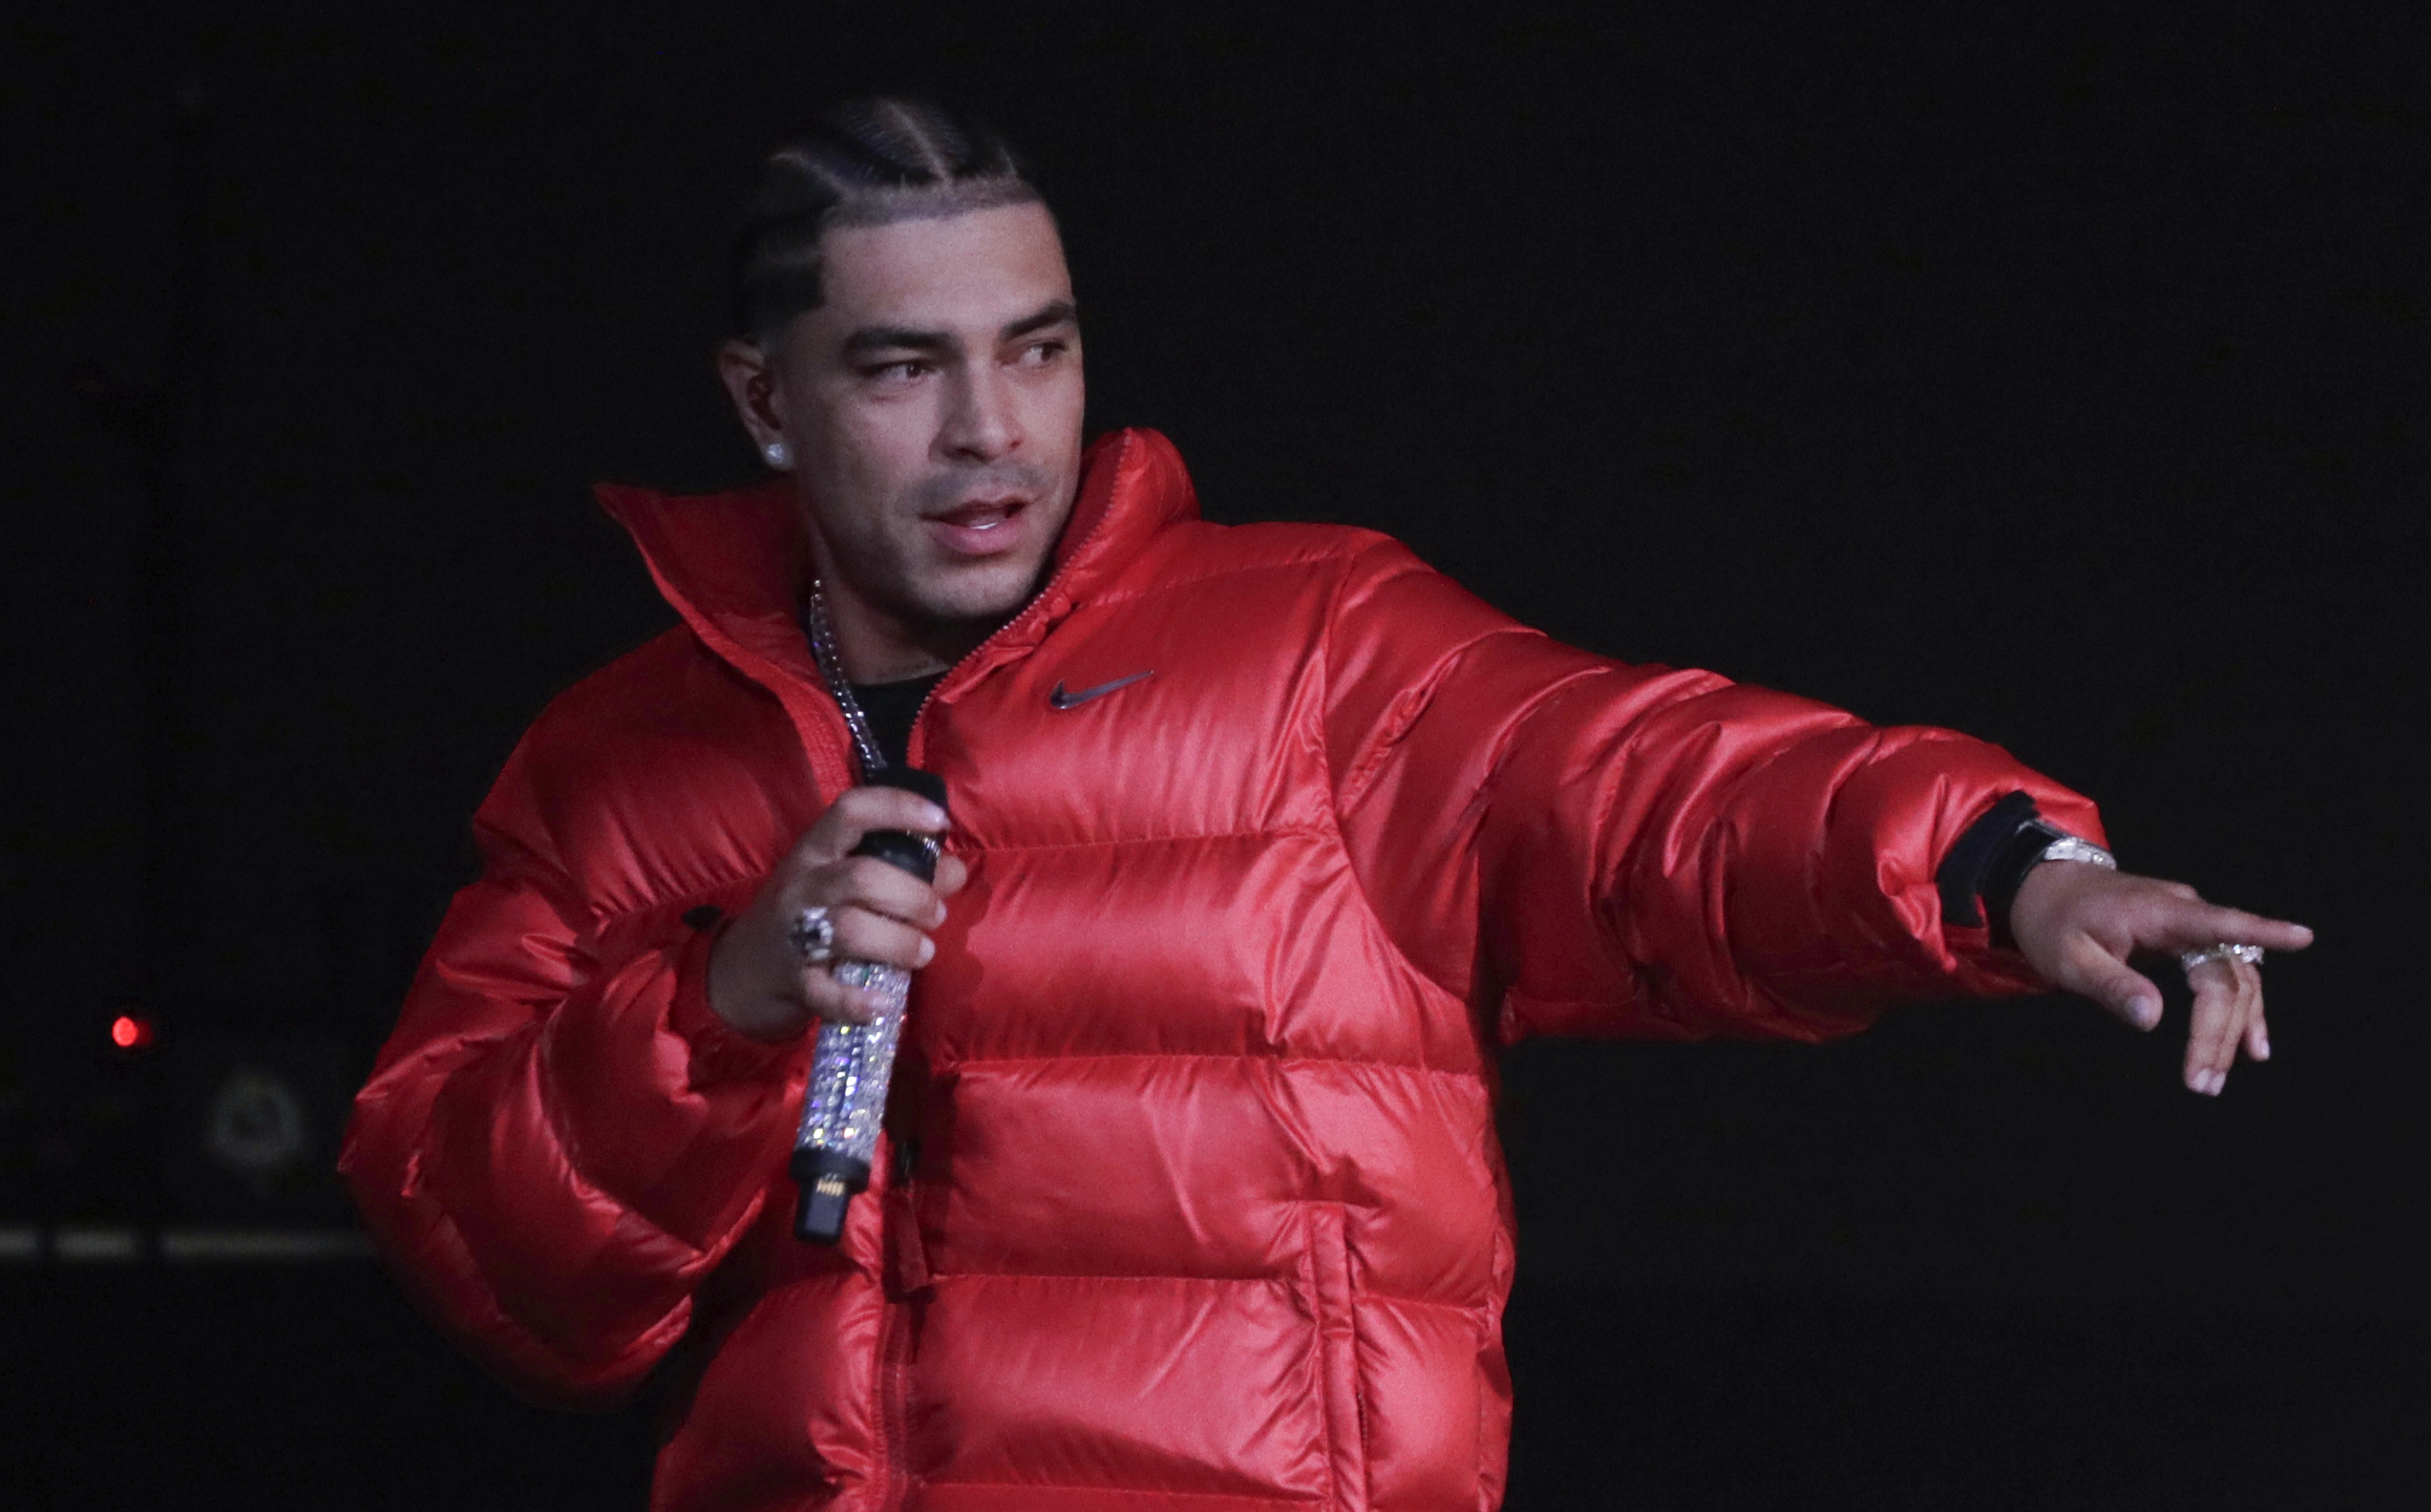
[732,97,1045,345]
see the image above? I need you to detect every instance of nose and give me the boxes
[937,363,1022,464]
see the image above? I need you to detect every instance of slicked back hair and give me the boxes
[733,97,1045,346]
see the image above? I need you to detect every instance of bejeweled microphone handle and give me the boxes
[791,767,947,1243]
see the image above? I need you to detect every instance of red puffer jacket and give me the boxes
[343,428,2098,1511]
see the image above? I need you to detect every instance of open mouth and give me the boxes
[926,496,1031,555]
[935,498,1024,530]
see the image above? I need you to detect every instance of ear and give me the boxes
[715,337,785,456]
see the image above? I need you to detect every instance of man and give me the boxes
[342,98,2310,1511]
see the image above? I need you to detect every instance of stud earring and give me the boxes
[763,440,790,468]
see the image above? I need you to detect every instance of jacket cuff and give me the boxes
[1931,787,2109,966]
[666,912,804,1090]
[1935,790,2041,930]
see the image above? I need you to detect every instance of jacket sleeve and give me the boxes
[1322,537,2105,1044]
[338,735,802,1408]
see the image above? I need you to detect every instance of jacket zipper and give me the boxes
[877,1291,914,1511]
[866,452,1123,1509]
[1306,1204,1370,1512]
[899,449,1122,768]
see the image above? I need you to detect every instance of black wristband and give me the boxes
[1935,790,2041,930]
[1979,816,2073,948]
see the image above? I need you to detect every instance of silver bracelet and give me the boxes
[2033,834,2117,872]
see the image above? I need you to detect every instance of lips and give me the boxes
[925,495,1031,557]
[937,498,1020,527]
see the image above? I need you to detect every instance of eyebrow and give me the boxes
[1002,299,1079,340]
[840,299,1079,360]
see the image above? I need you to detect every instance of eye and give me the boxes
[862,359,933,385]
[1015,339,1068,367]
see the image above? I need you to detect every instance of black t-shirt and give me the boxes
[846,675,945,770]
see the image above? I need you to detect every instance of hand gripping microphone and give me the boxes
[791,766,948,1243]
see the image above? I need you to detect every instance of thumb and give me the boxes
[2058,933,2162,1030]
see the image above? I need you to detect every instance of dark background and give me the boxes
[4,3,2422,1506]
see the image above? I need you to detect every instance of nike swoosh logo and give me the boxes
[1049,669,1155,710]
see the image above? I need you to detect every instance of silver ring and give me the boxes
[790,905,837,965]
[2179,942,2263,971]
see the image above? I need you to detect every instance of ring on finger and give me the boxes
[2179,941,2263,971]
[791,905,837,966]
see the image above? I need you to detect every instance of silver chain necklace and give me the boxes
[802,582,888,777]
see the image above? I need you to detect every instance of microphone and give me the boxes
[791,767,949,1243]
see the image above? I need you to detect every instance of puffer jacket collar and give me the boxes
[592,427,1199,776]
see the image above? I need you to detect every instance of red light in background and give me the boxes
[109,1013,157,1052]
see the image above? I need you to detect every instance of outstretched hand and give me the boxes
[2007,861,2313,1095]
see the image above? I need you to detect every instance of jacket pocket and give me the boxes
[1303,1203,1370,1512]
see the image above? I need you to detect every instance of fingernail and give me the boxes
[2254,1028,2270,1060]
[916,937,935,966]
[2206,1071,2226,1096]
[2135,999,2160,1029]
[920,803,949,828]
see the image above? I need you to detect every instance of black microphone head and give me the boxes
[852,767,949,880]
[865,765,947,813]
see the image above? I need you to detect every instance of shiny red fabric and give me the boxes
[342,429,2100,1511]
